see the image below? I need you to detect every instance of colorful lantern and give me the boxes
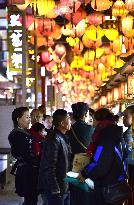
[125,0,134,11]
[107,54,116,67]
[40,51,52,64]
[51,25,61,39]
[112,0,129,17]
[105,28,119,41]
[75,19,86,37]
[122,16,134,37]
[65,7,86,25]
[87,12,105,25]
[72,41,84,55]
[91,0,112,11]
[31,0,55,16]
[85,25,104,41]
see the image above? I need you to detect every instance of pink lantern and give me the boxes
[40,51,52,64]
[125,0,134,11]
[54,44,66,57]
[87,12,105,25]
[60,0,81,12]
[65,7,86,25]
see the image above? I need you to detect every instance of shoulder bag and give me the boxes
[102,145,132,205]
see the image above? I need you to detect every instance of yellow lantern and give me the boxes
[98,63,105,73]
[70,56,85,69]
[112,0,129,17]
[96,47,104,58]
[83,65,94,72]
[85,25,104,41]
[105,28,119,41]
[112,35,122,54]
[115,59,125,68]
[91,0,112,11]
[31,0,55,16]
[125,0,134,11]
[107,54,116,67]
[122,16,134,37]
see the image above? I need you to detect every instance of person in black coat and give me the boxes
[67,102,94,205]
[38,109,71,205]
[8,107,39,205]
[78,108,125,205]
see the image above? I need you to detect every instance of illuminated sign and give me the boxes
[8,11,22,73]
[127,74,134,96]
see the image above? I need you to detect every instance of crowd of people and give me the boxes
[8,103,134,205]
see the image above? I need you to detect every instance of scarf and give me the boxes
[86,120,114,156]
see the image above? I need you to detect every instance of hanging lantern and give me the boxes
[114,59,125,68]
[66,37,80,47]
[105,28,119,41]
[38,18,55,33]
[112,36,122,55]
[85,25,104,41]
[16,0,31,10]
[83,65,93,72]
[87,12,105,25]
[54,44,66,57]
[96,47,104,58]
[98,63,105,73]
[72,41,84,55]
[112,0,129,17]
[51,25,61,39]
[106,54,116,67]
[91,0,112,11]
[125,0,134,11]
[75,19,86,37]
[31,0,55,16]
[61,23,75,36]
[82,34,102,48]
[40,51,52,64]
[122,16,134,37]
[65,7,86,25]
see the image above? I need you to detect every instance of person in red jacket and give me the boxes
[29,122,46,156]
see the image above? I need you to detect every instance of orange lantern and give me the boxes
[91,0,112,11]
[112,0,129,17]
[122,16,134,37]
[72,41,84,55]
[65,7,86,25]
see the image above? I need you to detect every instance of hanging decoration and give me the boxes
[31,0,55,16]
[91,0,112,11]
[85,25,104,41]
[87,12,105,25]
[112,0,129,17]
[125,0,134,11]
[105,28,119,41]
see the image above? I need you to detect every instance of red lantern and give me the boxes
[65,7,86,25]
[37,18,55,36]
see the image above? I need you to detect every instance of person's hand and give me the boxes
[77,173,85,183]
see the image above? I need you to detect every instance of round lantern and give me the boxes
[105,29,119,41]
[60,0,81,12]
[87,12,105,25]
[114,59,125,68]
[83,65,93,72]
[91,0,112,11]
[40,51,52,64]
[65,7,86,25]
[61,23,75,36]
[96,47,104,58]
[125,0,134,11]
[98,63,105,73]
[85,25,104,41]
[112,0,129,17]
[54,44,66,57]
[16,0,31,10]
[31,0,55,16]
[82,34,102,48]
[122,16,133,37]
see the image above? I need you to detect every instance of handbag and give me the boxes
[102,145,132,205]
[71,128,90,172]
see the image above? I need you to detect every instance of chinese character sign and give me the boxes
[8,10,23,73]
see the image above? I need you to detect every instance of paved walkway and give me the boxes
[0,175,42,205]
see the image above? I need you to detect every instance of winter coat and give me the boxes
[81,124,125,187]
[38,129,71,195]
[8,128,39,197]
[68,120,94,154]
